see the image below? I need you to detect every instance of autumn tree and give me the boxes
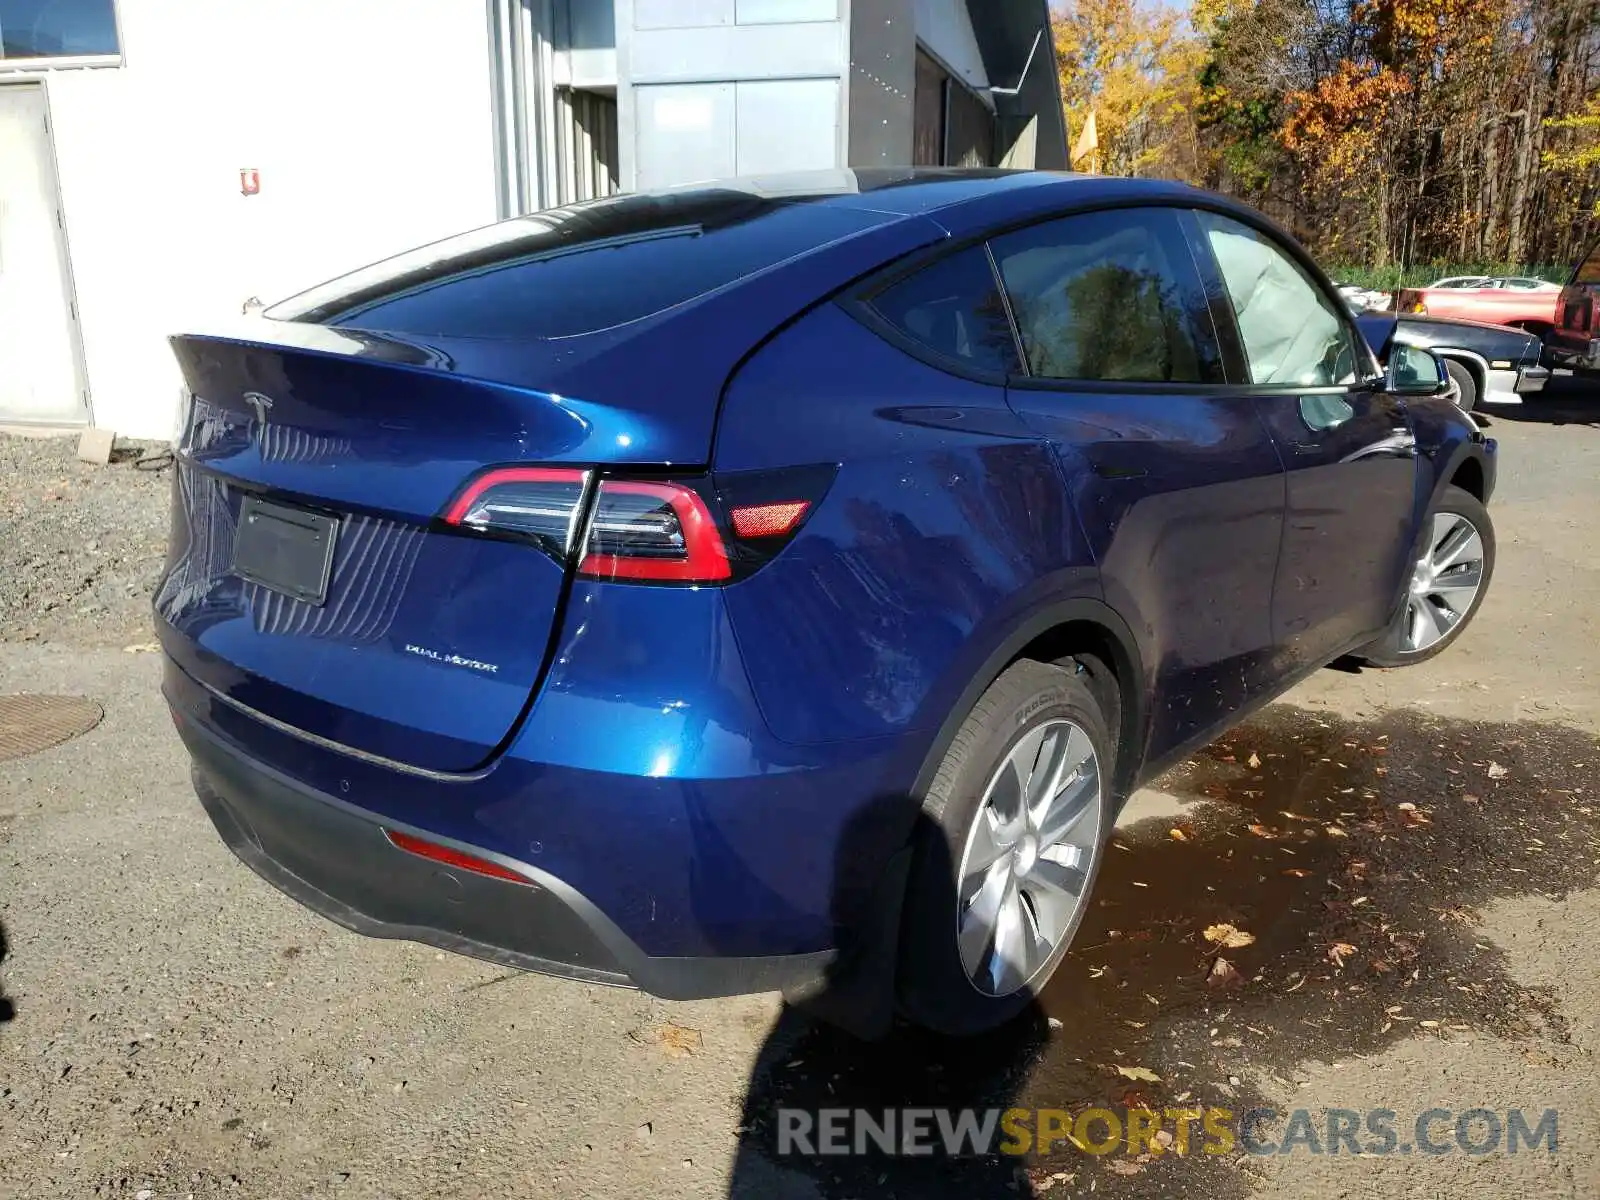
[1052,0,1204,179]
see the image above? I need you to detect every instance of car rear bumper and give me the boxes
[1544,334,1600,371]
[175,702,835,1000]
[1483,364,1547,405]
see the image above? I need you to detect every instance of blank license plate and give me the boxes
[233,494,338,606]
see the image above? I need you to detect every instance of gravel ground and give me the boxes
[0,434,172,649]
[2,387,1600,1199]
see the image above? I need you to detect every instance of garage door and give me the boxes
[0,83,86,425]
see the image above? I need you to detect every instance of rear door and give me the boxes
[1191,209,1417,673]
[991,206,1290,763]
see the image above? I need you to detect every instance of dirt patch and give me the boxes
[0,434,171,647]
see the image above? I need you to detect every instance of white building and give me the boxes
[0,0,1064,440]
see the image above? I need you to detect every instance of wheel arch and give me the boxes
[1449,454,1486,502]
[911,598,1148,806]
[1432,347,1489,398]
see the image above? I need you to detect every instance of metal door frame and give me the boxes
[0,78,92,427]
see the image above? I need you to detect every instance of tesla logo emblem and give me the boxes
[242,392,274,425]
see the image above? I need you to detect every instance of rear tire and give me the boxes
[1443,358,1478,412]
[897,659,1115,1035]
[1360,485,1494,667]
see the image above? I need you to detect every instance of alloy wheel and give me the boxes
[956,719,1102,997]
[1401,511,1486,653]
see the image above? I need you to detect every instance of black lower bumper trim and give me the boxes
[177,711,833,1000]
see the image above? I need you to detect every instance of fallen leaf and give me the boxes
[122,642,159,654]
[634,1022,702,1058]
[1116,1065,1162,1083]
[1247,752,1261,768]
[1487,761,1508,779]
[1248,823,1276,838]
[1283,868,1312,878]
[1203,922,1256,949]
[1328,942,1357,968]
[1105,1159,1146,1175]
[1397,802,1417,812]
[1207,956,1243,987]
[1169,827,1189,842]
[1325,825,1348,838]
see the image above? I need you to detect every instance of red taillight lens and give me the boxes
[730,500,810,539]
[579,480,731,582]
[443,467,588,558]
[443,464,833,584]
[443,469,731,583]
[383,829,529,885]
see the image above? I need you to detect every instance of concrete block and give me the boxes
[76,427,115,465]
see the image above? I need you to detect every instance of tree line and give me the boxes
[1052,0,1600,272]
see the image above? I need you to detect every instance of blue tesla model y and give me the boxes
[159,170,1496,1034]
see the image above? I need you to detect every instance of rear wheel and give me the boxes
[1360,485,1494,667]
[1443,358,1478,412]
[897,659,1114,1035]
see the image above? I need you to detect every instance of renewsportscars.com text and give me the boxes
[776,1106,1558,1158]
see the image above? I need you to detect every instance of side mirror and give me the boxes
[1387,343,1451,396]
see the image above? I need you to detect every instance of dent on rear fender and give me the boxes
[714,303,1099,746]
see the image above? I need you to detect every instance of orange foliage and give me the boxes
[1281,63,1412,179]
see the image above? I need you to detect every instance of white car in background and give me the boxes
[1337,282,1393,312]
[1485,276,1561,291]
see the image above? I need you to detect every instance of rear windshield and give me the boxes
[266,190,885,339]
[1576,244,1600,286]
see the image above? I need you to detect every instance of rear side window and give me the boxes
[1196,210,1360,387]
[266,190,888,339]
[989,207,1224,384]
[868,246,1022,375]
[1574,245,1600,285]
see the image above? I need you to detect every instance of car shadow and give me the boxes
[725,704,1600,1199]
[1485,374,1600,426]
[1,920,14,1025]
[727,804,1046,1199]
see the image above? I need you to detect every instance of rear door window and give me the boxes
[988,207,1224,384]
[868,245,1022,375]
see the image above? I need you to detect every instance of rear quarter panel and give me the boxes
[713,302,1100,750]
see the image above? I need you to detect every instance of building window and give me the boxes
[0,0,121,67]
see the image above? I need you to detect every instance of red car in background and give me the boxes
[1547,243,1600,372]
[1397,280,1560,333]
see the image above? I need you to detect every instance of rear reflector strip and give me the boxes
[730,500,810,539]
[384,828,530,885]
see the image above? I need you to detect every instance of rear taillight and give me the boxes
[444,467,589,558]
[581,480,730,582]
[442,465,832,584]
